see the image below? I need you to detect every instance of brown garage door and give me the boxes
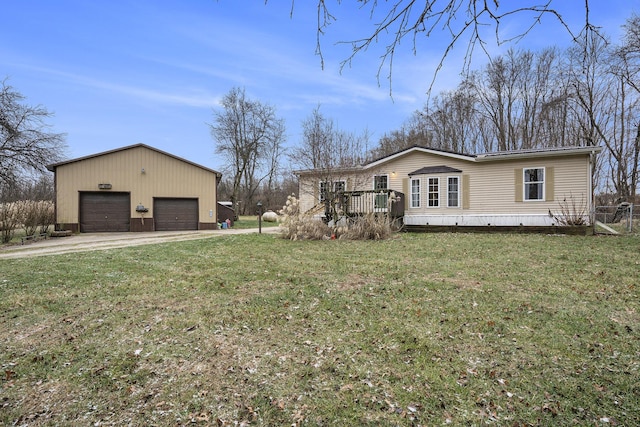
[79,192,130,232]
[154,198,198,231]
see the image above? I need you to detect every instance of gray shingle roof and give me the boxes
[408,165,462,176]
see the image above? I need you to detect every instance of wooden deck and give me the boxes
[323,190,405,222]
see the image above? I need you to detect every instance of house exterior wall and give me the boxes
[54,145,218,231]
[298,170,367,213]
[297,149,594,227]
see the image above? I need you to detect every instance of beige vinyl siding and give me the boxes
[297,151,592,217]
[54,146,218,225]
[367,152,472,214]
[462,175,470,209]
[297,171,364,213]
[466,157,588,215]
[354,152,589,216]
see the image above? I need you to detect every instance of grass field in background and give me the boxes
[230,215,279,229]
[1,232,639,425]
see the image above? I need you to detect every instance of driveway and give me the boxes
[0,227,279,259]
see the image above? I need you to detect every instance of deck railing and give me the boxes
[323,190,404,221]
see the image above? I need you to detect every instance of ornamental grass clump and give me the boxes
[278,194,330,240]
[339,213,397,240]
[278,194,399,241]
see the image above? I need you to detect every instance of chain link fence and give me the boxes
[595,204,636,234]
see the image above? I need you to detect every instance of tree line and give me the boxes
[213,15,640,212]
[2,10,638,215]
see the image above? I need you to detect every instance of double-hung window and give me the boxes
[374,175,388,209]
[447,177,459,207]
[524,168,544,201]
[428,177,439,207]
[410,178,420,208]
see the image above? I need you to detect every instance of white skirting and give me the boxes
[403,213,588,227]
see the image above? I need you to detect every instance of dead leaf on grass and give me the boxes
[340,383,354,392]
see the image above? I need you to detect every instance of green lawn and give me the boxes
[1,232,639,425]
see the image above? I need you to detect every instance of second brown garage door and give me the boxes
[154,198,199,231]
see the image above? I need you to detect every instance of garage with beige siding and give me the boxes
[47,144,221,232]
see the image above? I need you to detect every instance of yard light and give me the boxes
[257,201,263,234]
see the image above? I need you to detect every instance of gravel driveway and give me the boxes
[0,227,278,259]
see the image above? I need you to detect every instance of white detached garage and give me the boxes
[47,144,222,232]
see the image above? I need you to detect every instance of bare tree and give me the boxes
[612,13,640,201]
[292,105,368,171]
[291,106,370,219]
[420,82,480,153]
[0,79,66,195]
[210,87,286,214]
[273,1,591,92]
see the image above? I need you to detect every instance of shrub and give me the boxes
[36,200,55,234]
[0,200,55,243]
[0,202,23,243]
[549,194,588,226]
[21,200,40,236]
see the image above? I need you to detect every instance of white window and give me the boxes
[447,176,459,207]
[524,168,544,201]
[411,178,420,208]
[374,175,389,209]
[428,177,439,207]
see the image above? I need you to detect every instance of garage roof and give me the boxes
[46,143,222,178]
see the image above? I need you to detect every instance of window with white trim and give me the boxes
[524,168,544,201]
[374,175,388,209]
[410,178,420,208]
[428,177,439,207]
[447,176,459,207]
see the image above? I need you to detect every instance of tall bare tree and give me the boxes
[0,79,66,196]
[610,13,640,201]
[270,1,594,92]
[292,105,368,171]
[210,87,286,214]
[291,106,371,219]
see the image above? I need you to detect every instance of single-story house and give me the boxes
[47,143,222,232]
[296,145,602,231]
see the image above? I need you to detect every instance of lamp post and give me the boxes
[257,201,262,234]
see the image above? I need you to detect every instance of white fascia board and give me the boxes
[365,147,476,169]
[475,146,602,162]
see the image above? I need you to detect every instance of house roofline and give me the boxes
[474,145,602,161]
[291,145,603,176]
[294,165,363,176]
[361,145,603,169]
[365,145,476,168]
[46,143,222,178]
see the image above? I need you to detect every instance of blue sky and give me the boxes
[1,1,636,173]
